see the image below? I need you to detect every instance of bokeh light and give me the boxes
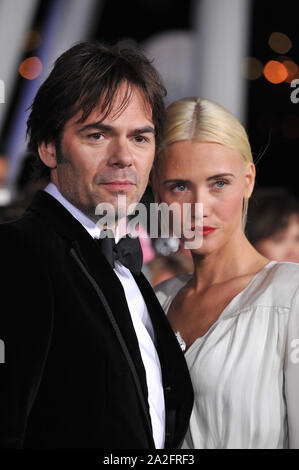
[19,57,42,80]
[23,30,41,52]
[282,60,299,83]
[263,60,288,84]
[242,57,264,80]
[268,32,292,54]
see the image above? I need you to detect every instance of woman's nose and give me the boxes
[194,189,210,217]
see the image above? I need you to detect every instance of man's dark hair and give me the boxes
[26,41,167,180]
[246,186,299,244]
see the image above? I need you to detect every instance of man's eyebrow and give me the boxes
[77,122,113,133]
[134,126,155,134]
[77,122,155,134]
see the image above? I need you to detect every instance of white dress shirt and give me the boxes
[44,183,165,448]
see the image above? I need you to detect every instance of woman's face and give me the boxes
[153,141,255,254]
[255,214,299,262]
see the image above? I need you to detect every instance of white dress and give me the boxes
[154,261,299,449]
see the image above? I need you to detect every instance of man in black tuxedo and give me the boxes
[0,42,193,449]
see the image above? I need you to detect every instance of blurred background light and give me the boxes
[23,30,42,52]
[19,56,42,80]
[242,56,264,80]
[281,59,299,83]
[268,32,292,54]
[263,60,288,84]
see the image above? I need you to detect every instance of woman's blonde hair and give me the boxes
[156,97,254,227]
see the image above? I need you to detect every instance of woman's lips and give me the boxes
[191,226,216,236]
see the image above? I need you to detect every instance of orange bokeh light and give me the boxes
[283,60,299,83]
[19,57,42,80]
[263,60,288,84]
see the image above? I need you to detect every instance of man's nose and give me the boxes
[107,138,133,168]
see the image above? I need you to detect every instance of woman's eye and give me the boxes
[214,180,227,189]
[171,184,186,192]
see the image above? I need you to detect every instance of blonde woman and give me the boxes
[152,97,299,449]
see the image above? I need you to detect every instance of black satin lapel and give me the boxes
[133,273,194,449]
[71,238,151,407]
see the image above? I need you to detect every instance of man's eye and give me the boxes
[134,135,148,143]
[87,133,104,140]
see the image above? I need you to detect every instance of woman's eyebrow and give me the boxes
[163,179,188,185]
[207,173,235,180]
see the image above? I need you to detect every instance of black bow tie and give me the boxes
[96,230,143,275]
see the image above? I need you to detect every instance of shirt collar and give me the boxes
[44,182,105,240]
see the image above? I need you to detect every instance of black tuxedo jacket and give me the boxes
[0,191,193,449]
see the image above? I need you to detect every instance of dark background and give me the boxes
[94,0,299,196]
[247,1,299,196]
[1,0,298,197]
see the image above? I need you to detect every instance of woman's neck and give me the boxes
[190,233,269,291]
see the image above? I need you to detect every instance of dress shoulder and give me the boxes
[262,261,299,306]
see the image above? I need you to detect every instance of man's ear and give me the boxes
[38,141,57,169]
[244,162,256,199]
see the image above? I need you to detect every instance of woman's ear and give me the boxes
[244,162,256,199]
[38,141,58,169]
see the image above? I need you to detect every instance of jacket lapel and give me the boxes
[133,272,194,448]
[71,236,151,402]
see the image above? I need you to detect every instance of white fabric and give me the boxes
[155,261,299,449]
[44,183,165,448]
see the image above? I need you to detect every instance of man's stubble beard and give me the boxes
[54,141,144,226]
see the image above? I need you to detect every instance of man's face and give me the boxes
[48,83,156,222]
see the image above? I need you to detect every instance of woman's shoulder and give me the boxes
[154,272,192,311]
[266,261,299,286]
[269,260,299,297]
[239,261,299,311]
